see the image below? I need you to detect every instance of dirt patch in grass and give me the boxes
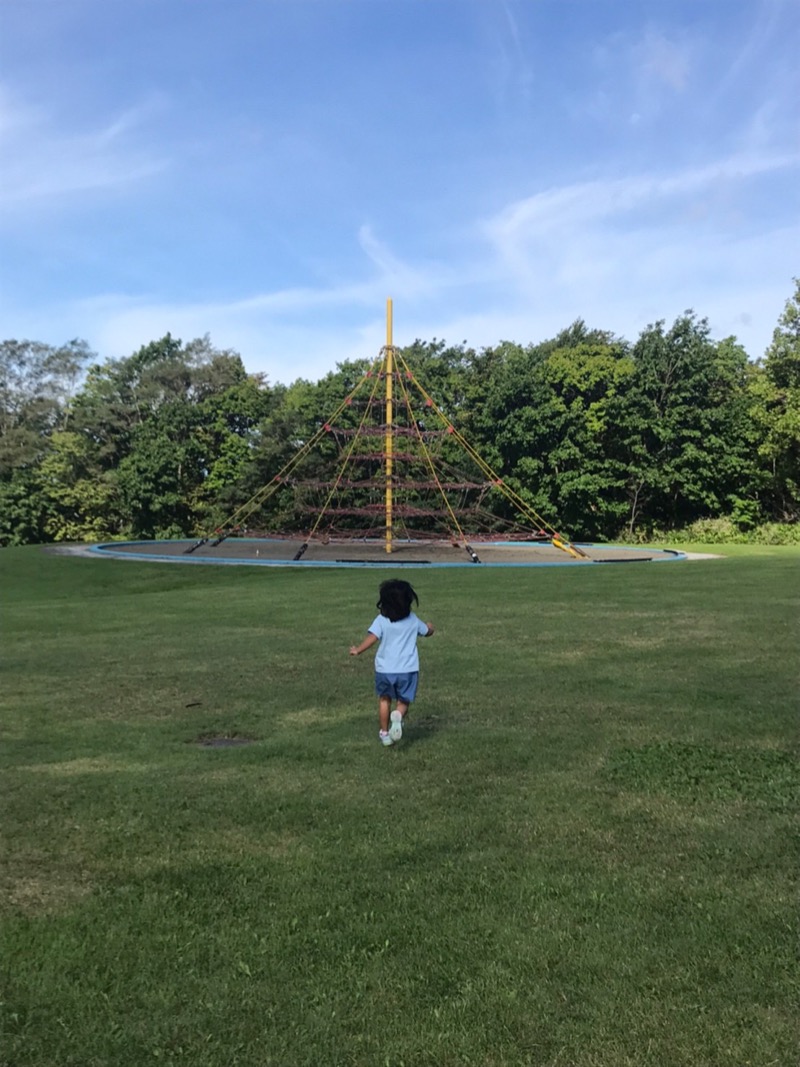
[281,707,329,727]
[3,871,93,915]
[20,757,154,776]
[192,733,258,748]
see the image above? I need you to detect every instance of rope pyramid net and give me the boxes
[187,302,586,562]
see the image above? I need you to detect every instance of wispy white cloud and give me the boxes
[356,225,451,301]
[0,1,797,383]
[633,28,691,93]
[22,149,796,382]
[0,84,43,136]
[485,153,800,258]
[585,22,695,129]
[57,291,395,385]
[0,86,167,213]
[706,0,783,105]
[476,153,799,358]
[479,0,534,107]
[358,224,406,277]
[51,226,457,380]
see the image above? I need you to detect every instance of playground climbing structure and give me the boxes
[186,300,587,562]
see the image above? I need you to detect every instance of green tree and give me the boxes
[537,341,636,538]
[69,334,189,470]
[189,370,278,532]
[749,280,800,521]
[466,324,632,538]
[38,431,121,542]
[0,339,91,475]
[621,313,754,535]
[0,471,47,546]
[59,335,275,540]
[0,338,93,545]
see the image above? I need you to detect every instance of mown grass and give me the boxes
[1,546,798,1067]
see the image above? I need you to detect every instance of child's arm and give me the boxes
[350,633,379,656]
[423,622,435,636]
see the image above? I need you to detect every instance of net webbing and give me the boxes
[192,342,587,559]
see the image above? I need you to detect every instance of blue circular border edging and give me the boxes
[90,539,688,568]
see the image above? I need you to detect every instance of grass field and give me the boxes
[1,546,798,1067]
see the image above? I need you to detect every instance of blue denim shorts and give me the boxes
[375,671,419,704]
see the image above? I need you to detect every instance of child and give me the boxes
[349,579,435,746]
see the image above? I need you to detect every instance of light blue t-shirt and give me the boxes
[368,612,429,673]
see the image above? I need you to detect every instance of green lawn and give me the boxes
[1,546,798,1067]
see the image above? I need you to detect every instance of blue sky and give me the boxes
[1,0,798,384]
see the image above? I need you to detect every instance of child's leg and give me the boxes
[378,695,391,733]
[395,674,418,722]
[389,688,410,741]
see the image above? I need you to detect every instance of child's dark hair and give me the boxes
[377,579,419,622]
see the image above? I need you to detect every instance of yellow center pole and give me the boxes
[385,298,393,554]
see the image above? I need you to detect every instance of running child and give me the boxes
[349,579,435,746]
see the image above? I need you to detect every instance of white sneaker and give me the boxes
[379,731,394,746]
[389,710,403,742]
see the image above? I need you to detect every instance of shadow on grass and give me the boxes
[395,711,449,749]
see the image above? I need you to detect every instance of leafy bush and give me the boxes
[625,516,800,545]
[754,522,800,545]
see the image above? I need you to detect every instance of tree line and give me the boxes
[1,282,799,547]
